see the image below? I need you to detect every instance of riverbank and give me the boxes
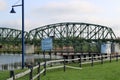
[1,60,120,80]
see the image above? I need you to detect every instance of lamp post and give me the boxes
[10,0,25,69]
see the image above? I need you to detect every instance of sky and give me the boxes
[0,0,120,37]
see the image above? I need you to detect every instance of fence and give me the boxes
[7,53,119,80]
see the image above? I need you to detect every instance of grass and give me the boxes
[0,70,9,80]
[0,60,120,80]
[41,60,120,80]
[0,69,27,80]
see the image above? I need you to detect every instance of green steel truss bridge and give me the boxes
[0,27,29,43]
[0,22,119,53]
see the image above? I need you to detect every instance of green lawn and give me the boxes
[0,69,27,80]
[0,70,9,80]
[1,60,120,80]
[41,61,120,80]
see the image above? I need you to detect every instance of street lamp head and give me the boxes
[10,7,16,13]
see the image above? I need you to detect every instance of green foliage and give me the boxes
[52,37,100,53]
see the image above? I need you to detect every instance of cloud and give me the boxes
[5,0,118,37]
[28,0,104,29]
[32,0,103,18]
[0,0,7,11]
[115,7,120,15]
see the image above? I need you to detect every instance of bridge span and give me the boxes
[0,22,119,54]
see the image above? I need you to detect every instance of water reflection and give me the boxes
[0,53,62,70]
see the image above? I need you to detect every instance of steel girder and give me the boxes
[0,27,29,44]
[0,23,116,43]
[29,22,116,41]
[29,22,117,52]
[0,22,117,53]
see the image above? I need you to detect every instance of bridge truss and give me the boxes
[29,22,117,53]
[0,27,29,53]
[0,22,118,53]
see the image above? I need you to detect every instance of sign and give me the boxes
[101,43,111,54]
[41,38,53,51]
[114,43,120,53]
[101,43,107,53]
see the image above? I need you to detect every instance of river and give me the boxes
[0,53,62,70]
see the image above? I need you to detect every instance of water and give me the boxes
[0,53,62,70]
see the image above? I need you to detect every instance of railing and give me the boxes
[7,53,119,80]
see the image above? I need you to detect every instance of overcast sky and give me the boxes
[0,0,120,37]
